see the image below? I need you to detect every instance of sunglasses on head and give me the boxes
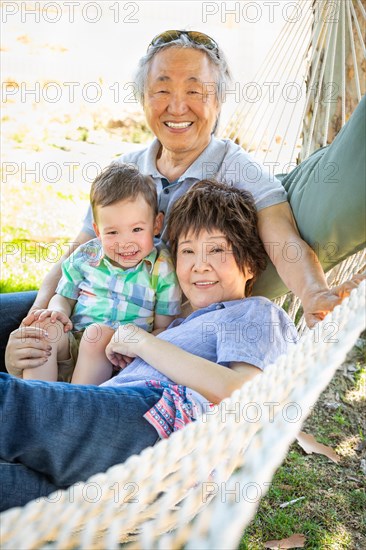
[148,30,219,57]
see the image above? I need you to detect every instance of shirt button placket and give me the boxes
[159,192,169,215]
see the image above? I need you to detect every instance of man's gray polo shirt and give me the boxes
[82,136,287,241]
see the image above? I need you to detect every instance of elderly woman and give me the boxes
[1,180,298,511]
[3,30,365,374]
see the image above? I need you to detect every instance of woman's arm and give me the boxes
[106,325,260,404]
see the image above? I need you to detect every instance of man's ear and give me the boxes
[93,222,100,238]
[154,212,164,235]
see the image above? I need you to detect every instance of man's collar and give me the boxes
[179,136,227,181]
[144,136,227,182]
[144,139,164,178]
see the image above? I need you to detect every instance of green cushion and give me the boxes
[253,95,366,299]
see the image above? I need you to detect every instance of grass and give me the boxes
[239,340,366,549]
[0,236,70,293]
[1,168,91,294]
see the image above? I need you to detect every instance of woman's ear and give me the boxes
[154,212,164,235]
[244,266,254,280]
[93,222,100,238]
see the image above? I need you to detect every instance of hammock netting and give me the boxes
[1,0,365,548]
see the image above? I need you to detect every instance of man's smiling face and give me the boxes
[144,47,220,157]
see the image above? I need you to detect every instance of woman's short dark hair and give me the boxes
[167,180,267,296]
[90,163,158,221]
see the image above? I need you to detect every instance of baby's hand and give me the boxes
[30,309,73,332]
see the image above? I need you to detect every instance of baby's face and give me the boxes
[93,195,161,269]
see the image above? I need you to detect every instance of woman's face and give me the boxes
[144,47,220,158]
[176,229,253,311]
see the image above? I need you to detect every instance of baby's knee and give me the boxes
[79,324,114,355]
[29,318,66,347]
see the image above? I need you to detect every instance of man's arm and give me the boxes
[22,230,92,324]
[257,203,361,327]
[5,230,92,375]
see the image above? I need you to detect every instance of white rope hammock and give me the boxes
[1,1,365,547]
[222,0,365,163]
[1,282,365,550]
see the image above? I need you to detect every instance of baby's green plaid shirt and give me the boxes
[56,239,181,332]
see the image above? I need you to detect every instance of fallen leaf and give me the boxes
[264,533,306,548]
[279,496,305,508]
[296,431,340,464]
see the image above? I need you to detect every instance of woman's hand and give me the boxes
[5,326,52,377]
[105,324,148,369]
[5,305,73,376]
[303,273,365,327]
[110,354,134,372]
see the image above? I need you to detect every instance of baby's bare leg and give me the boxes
[23,319,70,381]
[71,324,115,385]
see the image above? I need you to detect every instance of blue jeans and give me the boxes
[0,291,37,372]
[0,373,162,511]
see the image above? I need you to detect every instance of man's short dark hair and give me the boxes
[90,163,157,221]
[167,180,267,295]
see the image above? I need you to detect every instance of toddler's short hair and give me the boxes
[90,163,157,221]
[167,180,267,295]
